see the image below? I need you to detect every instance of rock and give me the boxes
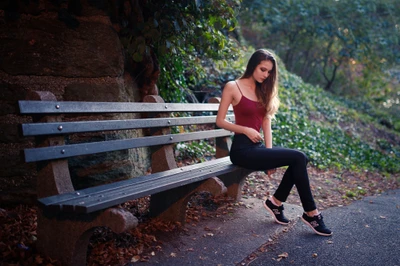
[0,14,124,78]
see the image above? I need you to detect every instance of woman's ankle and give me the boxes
[306,209,320,217]
[270,196,282,206]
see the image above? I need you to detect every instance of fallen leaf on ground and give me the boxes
[276,252,289,261]
[278,252,288,258]
[131,256,140,262]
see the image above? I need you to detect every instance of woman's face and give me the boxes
[252,60,273,83]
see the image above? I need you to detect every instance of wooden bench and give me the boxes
[19,91,253,266]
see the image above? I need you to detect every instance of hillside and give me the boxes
[275,65,400,175]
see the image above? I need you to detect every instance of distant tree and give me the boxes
[240,0,400,99]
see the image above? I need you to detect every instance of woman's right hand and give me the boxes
[243,127,262,143]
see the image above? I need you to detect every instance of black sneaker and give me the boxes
[301,213,333,236]
[263,199,289,225]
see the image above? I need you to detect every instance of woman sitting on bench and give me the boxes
[216,49,332,236]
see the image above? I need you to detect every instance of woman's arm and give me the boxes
[262,116,277,177]
[216,82,262,143]
[262,116,273,148]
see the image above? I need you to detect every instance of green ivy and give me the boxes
[273,66,400,174]
[120,0,242,103]
[176,140,216,162]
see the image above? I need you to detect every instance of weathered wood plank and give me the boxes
[21,115,235,136]
[24,129,233,162]
[19,100,232,114]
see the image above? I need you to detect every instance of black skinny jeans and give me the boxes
[230,134,317,212]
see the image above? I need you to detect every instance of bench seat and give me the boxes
[39,156,242,214]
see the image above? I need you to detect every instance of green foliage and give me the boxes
[176,140,216,162]
[187,49,250,103]
[273,67,400,174]
[158,56,192,103]
[120,0,242,102]
[239,0,400,98]
[165,42,399,174]
[160,47,250,103]
[171,116,217,162]
[344,187,367,199]
[335,92,400,133]
[161,45,399,175]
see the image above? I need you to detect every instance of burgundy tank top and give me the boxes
[233,81,266,132]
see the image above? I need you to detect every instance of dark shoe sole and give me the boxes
[263,201,289,225]
[300,216,333,236]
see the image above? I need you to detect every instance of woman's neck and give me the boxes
[239,77,256,92]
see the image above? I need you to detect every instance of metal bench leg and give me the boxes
[36,208,138,266]
[149,177,227,224]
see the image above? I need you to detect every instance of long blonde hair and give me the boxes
[241,49,280,118]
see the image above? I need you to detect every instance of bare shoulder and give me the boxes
[223,80,234,88]
[222,80,241,105]
[223,80,239,94]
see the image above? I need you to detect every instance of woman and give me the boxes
[216,49,332,236]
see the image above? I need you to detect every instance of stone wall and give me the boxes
[0,2,150,204]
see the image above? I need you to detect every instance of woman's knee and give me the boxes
[294,150,309,164]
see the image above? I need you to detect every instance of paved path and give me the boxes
[249,189,400,266]
[143,189,400,266]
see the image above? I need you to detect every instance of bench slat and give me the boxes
[39,157,240,213]
[19,101,232,114]
[39,157,230,207]
[80,161,239,213]
[21,115,235,136]
[24,129,233,162]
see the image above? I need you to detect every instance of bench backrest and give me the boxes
[19,91,234,198]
